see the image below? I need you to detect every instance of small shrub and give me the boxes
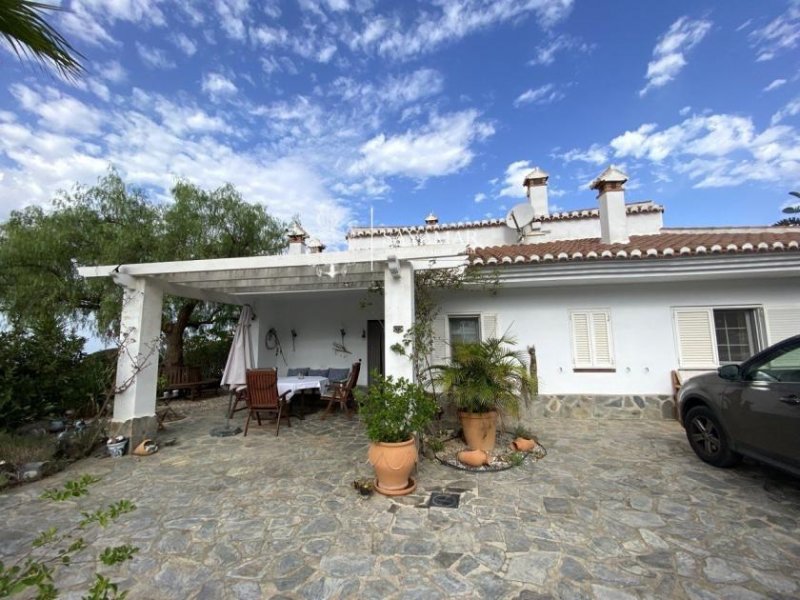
[356,372,438,443]
[511,424,535,440]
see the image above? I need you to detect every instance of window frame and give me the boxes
[447,314,482,348]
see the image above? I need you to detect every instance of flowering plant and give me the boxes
[356,372,437,443]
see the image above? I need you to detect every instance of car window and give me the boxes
[745,343,800,383]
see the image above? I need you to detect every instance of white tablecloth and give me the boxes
[277,376,329,401]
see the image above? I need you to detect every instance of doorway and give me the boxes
[367,320,385,386]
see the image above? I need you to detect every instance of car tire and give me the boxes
[684,406,741,468]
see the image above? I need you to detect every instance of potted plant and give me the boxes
[356,373,437,496]
[432,334,534,453]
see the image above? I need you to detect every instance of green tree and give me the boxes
[775,217,800,227]
[0,170,287,369]
[0,0,83,77]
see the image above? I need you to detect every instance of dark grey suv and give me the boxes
[678,334,800,476]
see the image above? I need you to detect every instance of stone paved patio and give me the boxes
[1,397,799,599]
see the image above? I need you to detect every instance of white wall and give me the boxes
[346,210,663,251]
[251,290,382,386]
[435,277,800,396]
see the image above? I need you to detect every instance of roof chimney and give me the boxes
[590,166,629,244]
[306,237,325,254]
[424,212,439,225]
[523,167,549,219]
[286,221,309,255]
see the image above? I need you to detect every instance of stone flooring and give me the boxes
[1,398,799,599]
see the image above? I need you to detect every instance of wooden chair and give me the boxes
[244,369,291,436]
[321,360,361,419]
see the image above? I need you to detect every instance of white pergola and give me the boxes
[78,245,468,438]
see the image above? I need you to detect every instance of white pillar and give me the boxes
[113,277,163,427]
[383,261,415,381]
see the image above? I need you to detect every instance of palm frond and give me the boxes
[0,0,83,78]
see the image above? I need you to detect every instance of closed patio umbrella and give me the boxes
[211,305,255,436]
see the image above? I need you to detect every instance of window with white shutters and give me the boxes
[674,306,769,368]
[569,309,615,369]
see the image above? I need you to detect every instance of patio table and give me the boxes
[278,376,328,419]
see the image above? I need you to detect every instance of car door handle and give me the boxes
[780,395,800,405]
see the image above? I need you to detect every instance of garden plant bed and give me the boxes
[430,430,547,472]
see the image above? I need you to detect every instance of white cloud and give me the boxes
[215,0,250,40]
[360,0,574,60]
[560,112,800,189]
[59,0,167,46]
[474,192,486,203]
[514,83,563,106]
[528,34,590,66]
[10,85,103,134]
[96,60,127,83]
[771,96,800,125]
[0,84,352,246]
[202,73,238,98]
[764,78,787,92]
[173,33,198,56]
[350,110,494,178]
[750,4,800,61]
[136,43,176,69]
[498,160,535,198]
[555,143,608,165]
[640,16,712,95]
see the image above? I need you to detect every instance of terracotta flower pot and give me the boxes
[511,437,536,452]
[459,411,497,452]
[457,448,490,467]
[368,438,417,493]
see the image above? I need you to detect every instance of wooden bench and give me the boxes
[161,366,220,400]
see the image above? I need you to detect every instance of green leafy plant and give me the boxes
[0,475,137,599]
[431,334,534,416]
[511,424,535,440]
[506,451,526,467]
[425,436,445,453]
[356,372,438,443]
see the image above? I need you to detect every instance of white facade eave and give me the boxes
[480,253,800,287]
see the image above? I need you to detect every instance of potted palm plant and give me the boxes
[356,373,437,496]
[432,334,533,453]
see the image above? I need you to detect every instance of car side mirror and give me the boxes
[717,364,741,381]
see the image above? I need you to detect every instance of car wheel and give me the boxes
[685,406,741,468]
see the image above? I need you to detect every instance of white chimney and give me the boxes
[424,212,439,225]
[286,222,309,255]
[306,238,325,254]
[523,167,549,219]
[590,166,629,244]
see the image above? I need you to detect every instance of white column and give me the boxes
[113,277,163,422]
[384,261,415,381]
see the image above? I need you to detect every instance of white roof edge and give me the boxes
[77,244,470,278]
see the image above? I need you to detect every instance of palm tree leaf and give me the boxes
[0,0,83,78]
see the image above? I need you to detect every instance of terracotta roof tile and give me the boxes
[469,229,800,265]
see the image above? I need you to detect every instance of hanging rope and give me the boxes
[265,328,288,366]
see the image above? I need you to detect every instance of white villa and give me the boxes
[80,166,800,442]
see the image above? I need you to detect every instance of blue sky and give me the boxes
[0,0,798,247]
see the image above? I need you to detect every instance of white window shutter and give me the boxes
[674,308,717,368]
[481,313,498,341]
[431,314,449,365]
[570,312,593,368]
[591,311,614,367]
[766,306,800,345]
